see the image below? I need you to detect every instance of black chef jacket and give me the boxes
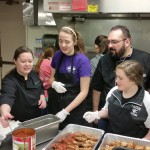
[92,48,150,109]
[0,68,44,122]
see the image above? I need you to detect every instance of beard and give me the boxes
[110,44,126,60]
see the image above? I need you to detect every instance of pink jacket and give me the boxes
[39,59,52,98]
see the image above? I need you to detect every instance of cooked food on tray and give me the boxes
[101,140,150,150]
[52,132,98,150]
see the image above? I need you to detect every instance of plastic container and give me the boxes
[12,128,36,150]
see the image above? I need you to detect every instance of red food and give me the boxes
[52,132,98,150]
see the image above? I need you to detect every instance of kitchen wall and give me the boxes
[0,1,26,88]
[77,19,150,53]
[26,26,58,64]
[54,15,150,54]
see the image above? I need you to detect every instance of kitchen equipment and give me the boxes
[21,114,60,145]
[45,124,104,150]
[99,133,150,150]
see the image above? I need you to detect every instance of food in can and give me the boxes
[12,128,36,150]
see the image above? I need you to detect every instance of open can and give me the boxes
[12,128,36,150]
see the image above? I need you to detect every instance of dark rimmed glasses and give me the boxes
[106,39,127,45]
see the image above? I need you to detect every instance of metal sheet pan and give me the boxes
[45,124,104,150]
[99,133,150,150]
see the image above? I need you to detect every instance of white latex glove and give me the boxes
[55,109,70,123]
[52,81,67,93]
[83,111,100,123]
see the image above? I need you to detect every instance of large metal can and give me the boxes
[12,128,36,150]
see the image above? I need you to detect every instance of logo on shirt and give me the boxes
[34,81,40,85]
[131,105,141,117]
[66,66,76,73]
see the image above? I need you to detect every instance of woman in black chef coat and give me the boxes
[84,60,150,140]
[0,46,46,127]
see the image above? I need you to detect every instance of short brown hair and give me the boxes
[110,25,131,39]
[13,46,33,61]
[116,60,143,86]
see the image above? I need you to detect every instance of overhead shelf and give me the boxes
[43,0,99,14]
[99,0,150,13]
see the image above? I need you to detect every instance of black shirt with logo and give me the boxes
[0,68,44,121]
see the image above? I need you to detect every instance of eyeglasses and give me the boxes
[106,39,126,45]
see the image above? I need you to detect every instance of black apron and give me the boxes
[108,102,148,138]
[48,54,87,130]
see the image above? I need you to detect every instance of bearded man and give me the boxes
[91,25,150,130]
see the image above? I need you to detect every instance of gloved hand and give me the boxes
[52,81,67,93]
[55,109,70,123]
[83,111,100,123]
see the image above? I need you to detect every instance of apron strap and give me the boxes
[56,53,64,74]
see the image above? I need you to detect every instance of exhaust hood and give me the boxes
[23,0,150,26]
[43,0,150,14]
[99,0,150,13]
[43,0,150,20]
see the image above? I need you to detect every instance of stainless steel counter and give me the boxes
[0,134,51,150]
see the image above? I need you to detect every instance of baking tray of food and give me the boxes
[99,133,150,150]
[44,124,105,150]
